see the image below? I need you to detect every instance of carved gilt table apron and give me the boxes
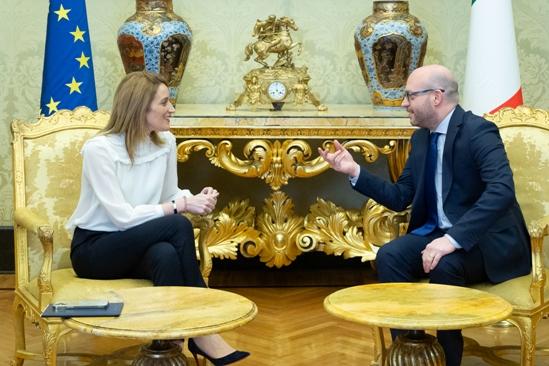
[171,104,414,268]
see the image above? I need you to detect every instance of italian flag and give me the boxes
[463,0,523,115]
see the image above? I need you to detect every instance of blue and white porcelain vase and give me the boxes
[354,1,427,107]
[118,0,192,105]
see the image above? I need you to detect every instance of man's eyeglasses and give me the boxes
[403,88,445,102]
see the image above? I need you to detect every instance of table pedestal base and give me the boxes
[387,331,445,366]
[133,340,187,366]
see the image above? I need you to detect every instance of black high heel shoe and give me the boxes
[188,338,250,365]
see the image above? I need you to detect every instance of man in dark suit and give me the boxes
[319,64,531,366]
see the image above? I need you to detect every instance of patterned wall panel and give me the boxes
[1,0,548,226]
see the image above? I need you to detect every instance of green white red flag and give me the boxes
[463,0,523,115]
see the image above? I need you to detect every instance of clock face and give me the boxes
[267,81,287,101]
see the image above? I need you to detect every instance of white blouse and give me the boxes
[66,131,191,232]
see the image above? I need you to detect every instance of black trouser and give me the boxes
[375,230,488,366]
[71,215,206,288]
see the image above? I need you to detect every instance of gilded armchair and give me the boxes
[371,105,549,366]
[11,107,213,366]
[464,105,549,365]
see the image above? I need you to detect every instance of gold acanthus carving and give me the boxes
[197,201,260,261]
[202,193,407,267]
[177,139,397,190]
[362,199,410,247]
[298,199,372,260]
[12,107,110,137]
[38,225,54,307]
[254,191,304,267]
[486,105,549,127]
[202,194,305,268]
[39,319,63,363]
[528,228,547,304]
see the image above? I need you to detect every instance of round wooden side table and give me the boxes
[324,282,512,366]
[64,287,257,365]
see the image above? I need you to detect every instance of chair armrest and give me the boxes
[529,215,549,239]
[187,214,214,285]
[527,215,549,305]
[13,207,55,307]
[14,207,50,235]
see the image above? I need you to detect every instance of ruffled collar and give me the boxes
[101,132,170,165]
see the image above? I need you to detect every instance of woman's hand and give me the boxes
[176,187,219,215]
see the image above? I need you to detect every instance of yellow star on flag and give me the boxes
[54,4,71,21]
[75,52,90,68]
[45,97,61,114]
[65,77,83,94]
[70,26,86,43]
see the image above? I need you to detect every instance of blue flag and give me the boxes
[40,0,97,116]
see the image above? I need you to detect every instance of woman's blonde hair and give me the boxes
[102,71,168,162]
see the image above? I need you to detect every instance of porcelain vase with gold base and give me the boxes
[354,0,428,107]
[117,0,192,105]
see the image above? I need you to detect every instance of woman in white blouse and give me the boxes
[67,71,249,365]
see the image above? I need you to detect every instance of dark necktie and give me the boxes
[411,132,440,236]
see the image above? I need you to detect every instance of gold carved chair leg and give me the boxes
[13,302,26,366]
[39,320,63,366]
[512,314,543,366]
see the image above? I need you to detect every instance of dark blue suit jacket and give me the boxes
[354,105,531,283]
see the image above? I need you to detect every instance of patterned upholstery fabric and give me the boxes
[502,126,548,221]
[24,128,98,279]
[499,125,549,266]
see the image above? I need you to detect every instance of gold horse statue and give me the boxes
[244,15,302,68]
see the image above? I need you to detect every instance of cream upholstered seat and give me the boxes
[11,107,213,366]
[371,106,549,366]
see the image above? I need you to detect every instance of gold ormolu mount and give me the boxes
[227,15,327,111]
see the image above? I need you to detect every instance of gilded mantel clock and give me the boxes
[227,15,327,112]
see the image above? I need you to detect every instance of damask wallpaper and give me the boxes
[1,0,548,226]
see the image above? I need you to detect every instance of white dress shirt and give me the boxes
[66,131,191,232]
[432,108,461,248]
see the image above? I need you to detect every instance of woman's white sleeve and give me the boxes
[83,142,164,230]
[160,133,192,202]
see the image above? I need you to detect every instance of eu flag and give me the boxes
[40,0,97,116]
